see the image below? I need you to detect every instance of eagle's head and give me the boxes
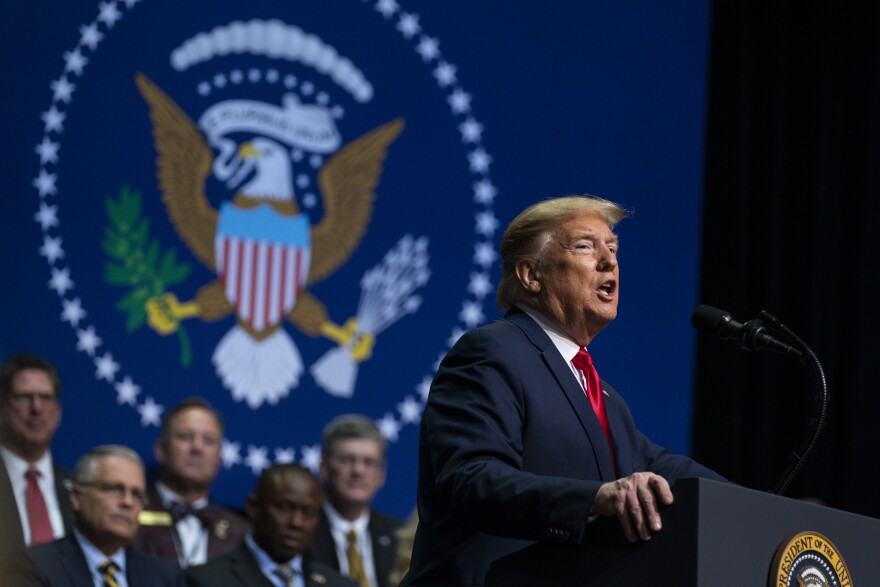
[234,137,295,202]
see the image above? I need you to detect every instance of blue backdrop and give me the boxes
[0,0,710,519]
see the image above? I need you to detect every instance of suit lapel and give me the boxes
[505,308,616,481]
[58,534,96,586]
[368,515,395,587]
[126,547,149,587]
[139,488,180,560]
[53,463,75,534]
[312,511,340,567]
[603,387,634,476]
[0,455,25,547]
[231,544,276,587]
[303,554,340,587]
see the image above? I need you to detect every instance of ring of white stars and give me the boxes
[33,0,499,476]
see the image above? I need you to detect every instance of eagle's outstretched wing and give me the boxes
[135,73,217,269]
[309,118,405,285]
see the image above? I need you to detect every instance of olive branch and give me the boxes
[102,186,193,366]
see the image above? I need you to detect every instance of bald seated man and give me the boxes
[186,463,357,587]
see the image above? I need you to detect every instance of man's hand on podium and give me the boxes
[592,472,674,543]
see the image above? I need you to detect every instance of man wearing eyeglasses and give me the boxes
[4,444,185,586]
[0,353,73,566]
[308,415,401,587]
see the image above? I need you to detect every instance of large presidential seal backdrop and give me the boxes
[0,0,711,516]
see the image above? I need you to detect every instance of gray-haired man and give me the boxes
[5,444,185,586]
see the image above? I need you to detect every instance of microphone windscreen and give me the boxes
[691,304,730,331]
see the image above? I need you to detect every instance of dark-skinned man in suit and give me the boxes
[187,463,356,587]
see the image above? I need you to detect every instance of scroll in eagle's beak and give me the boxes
[238,142,259,159]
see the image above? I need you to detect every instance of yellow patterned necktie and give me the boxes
[346,529,369,587]
[99,560,121,587]
[274,564,296,587]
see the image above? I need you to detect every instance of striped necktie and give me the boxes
[99,560,121,587]
[274,564,297,587]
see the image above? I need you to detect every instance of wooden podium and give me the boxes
[486,478,880,585]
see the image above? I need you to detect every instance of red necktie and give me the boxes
[572,349,615,466]
[25,468,54,544]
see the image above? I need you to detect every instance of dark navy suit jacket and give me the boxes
[402,307,725,586]
[186,542,358,587]
[308,508,401,587]
[5,533,185,587]
[0,457,74,566]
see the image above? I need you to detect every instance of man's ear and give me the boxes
[515,259,542,293]
[318,456,329,483]
[153,438,166,465]
[70,486,82,513]
[245,494,258,523]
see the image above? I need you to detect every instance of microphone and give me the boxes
[691,305,803,358]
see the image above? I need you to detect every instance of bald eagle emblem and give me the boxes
[135,73,411,408]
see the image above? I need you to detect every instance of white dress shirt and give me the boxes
[323,501,379,587]
[245,533,304,587]
[0,446,65,544]
[155,481,209,567]
[74,527,130,587]
[516,304,602,395]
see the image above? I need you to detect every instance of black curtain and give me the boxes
[693,2,880,517]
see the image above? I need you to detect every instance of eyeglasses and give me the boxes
[78,481,148,506]
[7,391,58,407]
[329,453,384,471]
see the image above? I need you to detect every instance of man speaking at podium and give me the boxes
[401,196,725,586]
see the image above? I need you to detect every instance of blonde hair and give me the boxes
[496,195,629,310]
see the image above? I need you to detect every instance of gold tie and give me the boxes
[99,560,121,587]
[274,564,296,587]
[346,529,369,587]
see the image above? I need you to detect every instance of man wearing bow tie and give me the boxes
[133,398,250,567]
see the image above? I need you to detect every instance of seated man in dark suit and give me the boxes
[134,397,249,567]
[309,415,401,587]
[186,463,356,587]
[4,444,184,586]
[401,196,726,586]
[0,353,74,565]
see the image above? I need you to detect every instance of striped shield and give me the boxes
[214,203,311,333]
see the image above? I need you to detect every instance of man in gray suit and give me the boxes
[0,353,73,565]
[187,463,356,587]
